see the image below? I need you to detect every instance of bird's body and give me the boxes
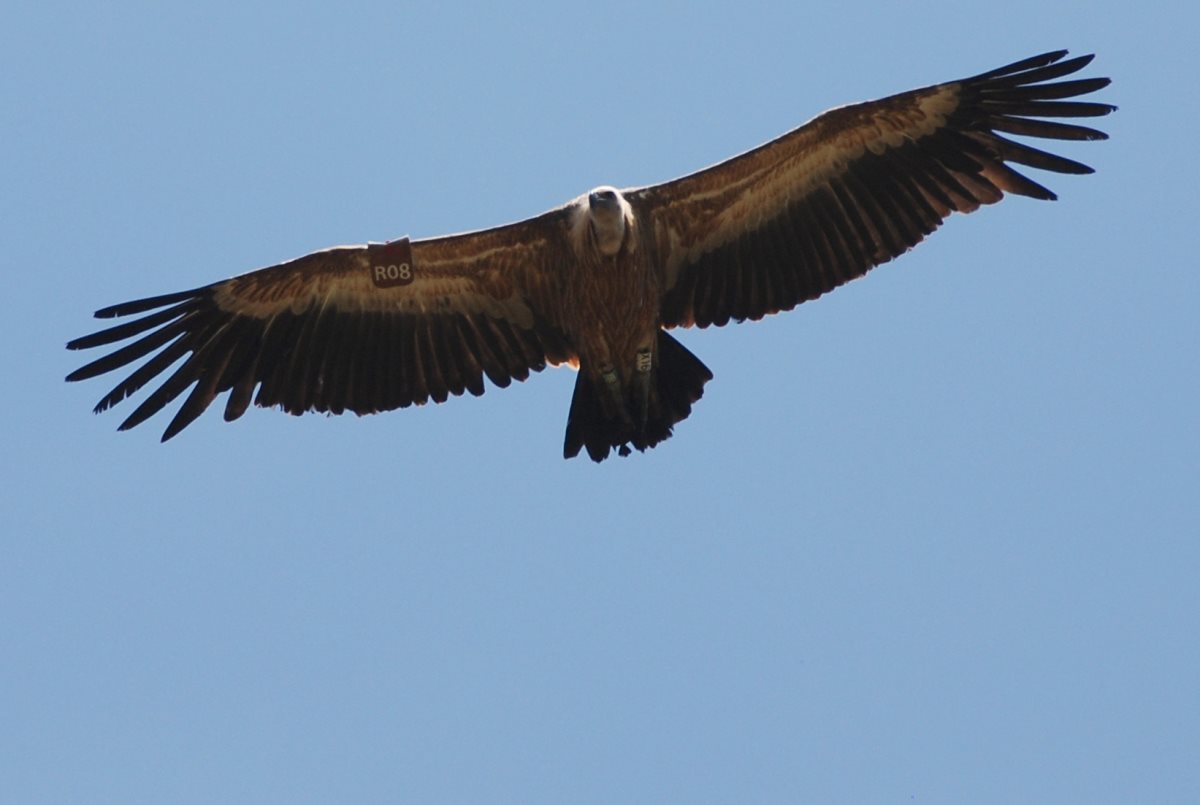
[559,188,689,459]
[68,51,1115,460]
[563,188,655,381]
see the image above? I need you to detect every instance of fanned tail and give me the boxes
[563,331,712,462]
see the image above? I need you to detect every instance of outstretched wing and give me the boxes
[638,51,1115,328]
[67,211,577,440]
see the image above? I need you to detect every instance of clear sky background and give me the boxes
[4,2,1196,803]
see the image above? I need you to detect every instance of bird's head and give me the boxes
[586,186,629,256]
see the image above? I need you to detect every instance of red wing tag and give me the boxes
[367,237,415,288]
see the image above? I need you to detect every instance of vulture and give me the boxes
[67,50,1115,461]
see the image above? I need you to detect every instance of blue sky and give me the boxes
[4,2,1197,803]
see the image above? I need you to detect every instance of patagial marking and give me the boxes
[369,237,415,288]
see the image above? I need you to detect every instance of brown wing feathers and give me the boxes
[66,250,572,441]
[657,50,1115,328]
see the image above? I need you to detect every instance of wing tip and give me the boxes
[116,416,143,434]
[93,286,209,319]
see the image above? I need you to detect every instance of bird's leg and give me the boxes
[632,346,653,437]
[598,364,631,425]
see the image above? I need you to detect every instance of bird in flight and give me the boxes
[67,50,1114,461]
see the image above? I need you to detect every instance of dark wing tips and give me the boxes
[91,287,210,319]
[966,50,1072,81]
[967,49,1116,129]
[988,133,1096,175]
[65,293,207,383]
[66,288,217,434]
[959,49,1114,199]
[965,49,1102,85]
[65,287,218,435]
[65,303,196,352]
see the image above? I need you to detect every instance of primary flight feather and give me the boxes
[67,50,1115,461]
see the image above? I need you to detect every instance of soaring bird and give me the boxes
[67,50,1114,461]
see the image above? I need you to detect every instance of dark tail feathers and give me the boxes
[563,331,713,462]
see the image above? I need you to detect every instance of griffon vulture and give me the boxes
[67,50,1115,461]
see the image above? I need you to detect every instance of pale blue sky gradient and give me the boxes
[4,2,1197,803]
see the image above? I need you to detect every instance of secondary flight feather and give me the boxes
[67,50,1115,461]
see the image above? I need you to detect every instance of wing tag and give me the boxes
[368,237,415,288]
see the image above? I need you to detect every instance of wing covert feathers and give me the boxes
[651,50,1114,328]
